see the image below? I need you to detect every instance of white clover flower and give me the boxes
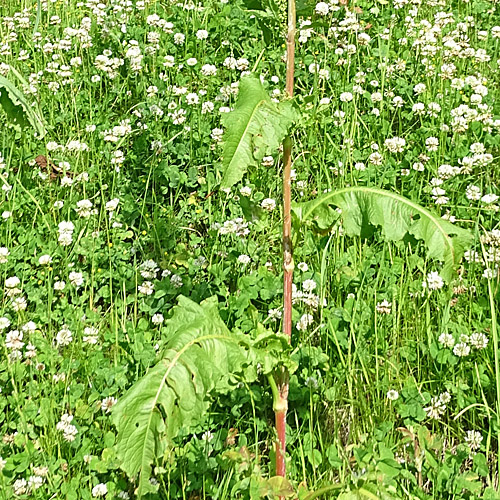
[302,279,317,293]
[56,413,78,442]
[92,484,108,498]
[22,321,37,333]
[465,184,482,201]
[453,342,470,357]
[424,396,446,420]
[413,83,426,94]
[368,152,383,165]
[27,475,44,490]
[83,326,99,344]
[152,313,164,325]
[438,332,455,348]
[138,281,154,295]
[240,186,252,197]
[139,260,159,279]
[483,268,495,279]
[25,343,37,359]
[196,29,208,40]
[201,101,214,114]
[201,430,214,442]
[465,430,483,451]
[38,254,52,265]
[315,1,329,15]
[56,326,73,347]
[423,271,444,291]
[46,142,60,151]
[58,221,75,233]
[210,128,224,142]
[5,276,20,289]
[0,247,9,264]
[309,63,319,76]
[481,193,499,204]
[339,92,353,102]
[101,396,117,413]
[386,390,399,401]
[193,256,207,267]
[11,296,27,312]
[0,317,11,330]
[57,233,73,247]
[174,33,186,45]
[186,92,199,105]
[296,313,314,331]
[297,262,308,272]
[146,85,158,98]
[236,58,249,71]
[439,392,451,405]
[384,137,406,153]
[268,308,282,321]
[392,96,404,107]
[376,300,392,314]
[105,198,119,211]
[13,478,28,495]
[163,55,175,67]
[201,64,217,76]
[223,56,237,69]
[32,466,48,477]
[237,254,251,265]
[54,280,66,291]
[69,272,84,287]
[412,102,425,115]
[5,330,24,350]
[425,137,439,152]
[261,198,276,211]
[469,332,488,349]
[170,274,183,288]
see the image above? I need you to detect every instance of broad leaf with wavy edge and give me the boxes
[292,186,472,281]
[0,68,46,138]
[221,76,296,188]
[112,296,255,497]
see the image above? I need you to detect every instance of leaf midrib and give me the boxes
[301,186,456,265]
[224,97,268,169]
[137,332,237,495]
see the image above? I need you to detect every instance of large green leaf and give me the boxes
[0,69,46,138]
[221,76,296,188]
[112,296,255,497]
[293,186,472,281]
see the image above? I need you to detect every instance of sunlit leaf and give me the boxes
[221,76,296,188]
[293,186,472,281]
[112,296,257,497]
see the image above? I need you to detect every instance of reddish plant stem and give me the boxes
[274,370,289,477]
[275,0,296,482]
